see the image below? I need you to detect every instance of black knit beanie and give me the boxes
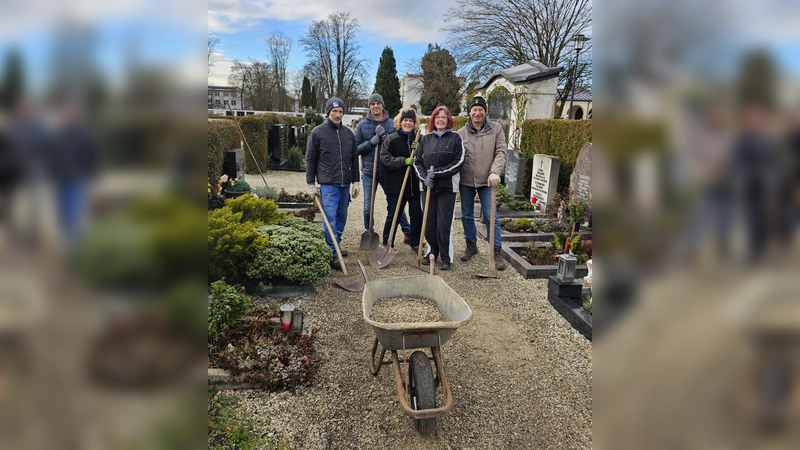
[469,96,488,113]
[400,109,417,124]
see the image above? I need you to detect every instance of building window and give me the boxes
[232,100,236,106]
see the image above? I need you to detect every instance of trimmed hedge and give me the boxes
[519,119,592,195]
[208,119,239,181]
[208,113,308,179]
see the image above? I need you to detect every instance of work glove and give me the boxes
[370,125,386,146]
[350,182,360,199]
[424,171,435,189]
[307,184,320,196]
[488,173,501,187]
[404,157,414,166]
[411,141,419,150]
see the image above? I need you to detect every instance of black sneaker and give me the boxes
[339,249,348,257]
[440,262,451,270]
[411,245,419,253]
[330,258,342,271]
[421,254,433,266]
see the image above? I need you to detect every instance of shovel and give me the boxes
[314,195,365,291]
[369,149,416,269]
[359,145,381,251]
[476,185,498,279]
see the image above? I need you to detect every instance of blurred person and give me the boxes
[5,99,51,249]
[379,108,423,252]
[0,115,23,231]
[354,93,412,243]
[673,99,735,262]
[733,103,789,265]
[413,106,464,270]
[457,96,507,270]
[48,100,99,256]
[306,97,360,271]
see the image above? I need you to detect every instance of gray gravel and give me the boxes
[229,170,592,449]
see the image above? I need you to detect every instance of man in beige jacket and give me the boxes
[457,96,506,269]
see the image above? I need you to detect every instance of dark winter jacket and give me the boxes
[354,110,395,178]
[413,129,464,193]
[305,118,359,186]
[379,129,421,197]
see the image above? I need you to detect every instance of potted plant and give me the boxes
[224,179,252,198]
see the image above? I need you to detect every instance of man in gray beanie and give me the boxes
[354,92,412,243]
[306,97,360,271]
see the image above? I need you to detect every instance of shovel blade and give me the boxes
[334,275,364,292]
[370,245,397,269]
[475,270,498,279]
[360,231,380,251]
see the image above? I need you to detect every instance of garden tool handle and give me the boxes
[387,149,415,245]
[315,194,348,275]
[417,166,434,266]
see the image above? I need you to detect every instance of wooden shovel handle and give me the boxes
[488,185,496,270]
[368,144,379,232]
[315,195,348,275]
[386,149,415,245]
[417,165,434,266]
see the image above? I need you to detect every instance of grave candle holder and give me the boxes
[557,253,577,282]
[279,304,295,331]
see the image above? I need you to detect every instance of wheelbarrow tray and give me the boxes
[362,275,472,351]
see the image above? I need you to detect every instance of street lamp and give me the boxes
[568,34,590,120]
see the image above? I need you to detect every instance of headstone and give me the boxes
[269,124,285,163]
[530,154,560,212]
[504,150,526,196]
[224,148,245,180]
[569,143,592,204]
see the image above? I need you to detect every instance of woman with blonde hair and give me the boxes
[378,107,423,251]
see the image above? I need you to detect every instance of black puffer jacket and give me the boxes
[379,129,421,197]
[412,129,464,193]
[305,119,359,185]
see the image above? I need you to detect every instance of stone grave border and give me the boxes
[500,243,588,279]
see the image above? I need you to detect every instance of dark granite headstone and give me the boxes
[224,148,245,180]
[504,150,526,196]
[569,143,592,203]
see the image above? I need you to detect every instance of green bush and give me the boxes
[226,195,283,224]
[208,208,270,284]
[248,224,331,285]
[513,218,536,232]
[208,280,251,343]
[227,179,251,192]
[305,110,323,126]
[496,184,514,208]
[568,200,590,225]
[75,194,206,287]
[253,186,280,200]
[519,119,592,194]
[278,215,324,239]
[521,244,557,265]
[286,146,303,168]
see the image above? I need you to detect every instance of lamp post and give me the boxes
[568,34,590,120]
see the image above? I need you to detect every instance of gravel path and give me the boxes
[230,170,592,449]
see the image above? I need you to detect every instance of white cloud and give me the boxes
[208,52,236,86]
[208,0,450,44]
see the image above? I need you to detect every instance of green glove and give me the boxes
[411,141,419,150]
[404,157,413,165]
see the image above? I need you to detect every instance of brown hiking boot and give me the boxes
[461,240,478,261]
[494,247,506,270]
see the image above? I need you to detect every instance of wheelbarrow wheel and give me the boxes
[408,350,436,434]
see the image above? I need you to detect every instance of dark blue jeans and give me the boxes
[320,184,350,257]
[459,185,502,248]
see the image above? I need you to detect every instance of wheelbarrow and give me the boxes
[362,274,473,434]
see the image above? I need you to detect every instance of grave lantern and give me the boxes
[557,253,577,282]
[280,304,295,331]
[291,310,304,331]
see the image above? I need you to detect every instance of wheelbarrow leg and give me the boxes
[370,337,387,376]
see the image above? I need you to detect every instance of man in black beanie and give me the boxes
[306,97,360,270]
[457,95,507,270]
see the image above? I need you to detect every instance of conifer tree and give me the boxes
[373,47,402,117]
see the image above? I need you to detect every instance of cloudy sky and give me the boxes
[207,0,455,87]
